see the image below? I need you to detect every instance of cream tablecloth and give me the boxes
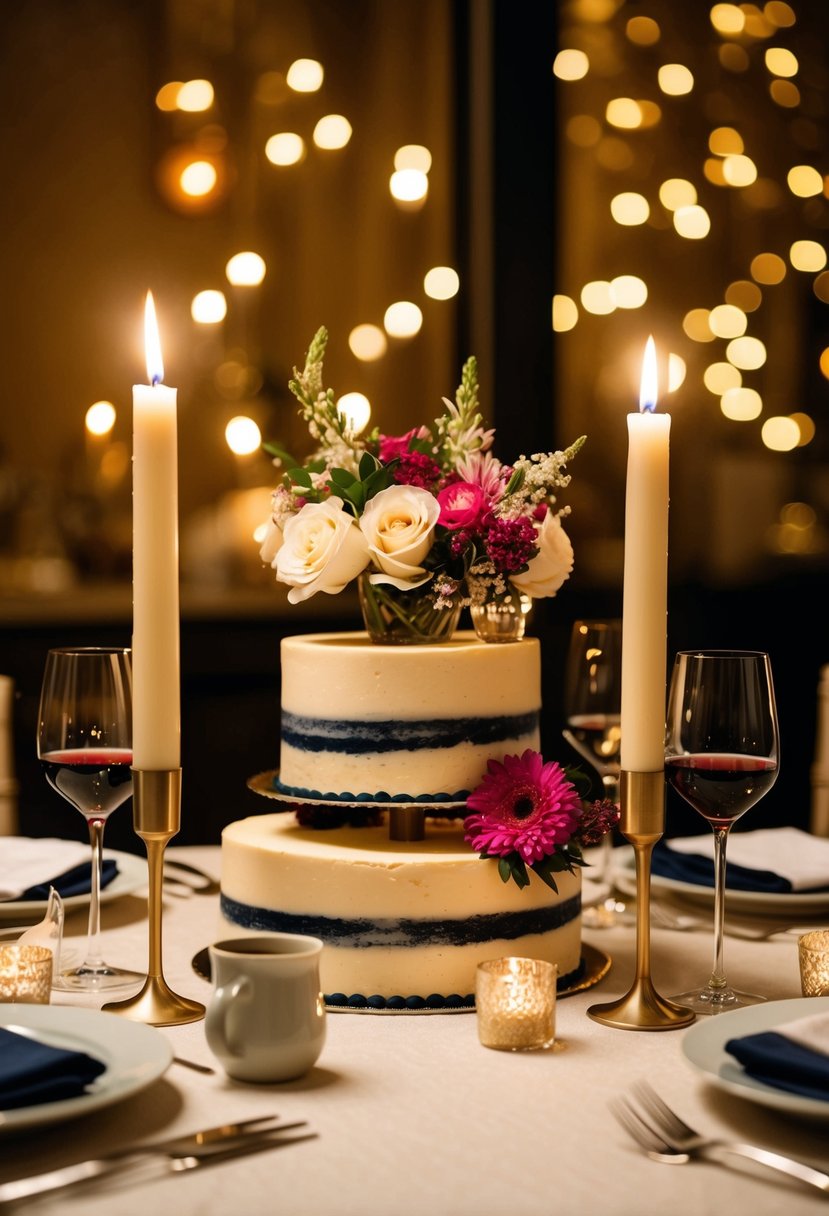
[1,845,828,1216]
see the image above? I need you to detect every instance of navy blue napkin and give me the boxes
[19,859,119,902]
[0,1027,106,1110]
[651,841,793,893]
[725,1030,829,1103]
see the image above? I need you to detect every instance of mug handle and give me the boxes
[206,976,251,1058]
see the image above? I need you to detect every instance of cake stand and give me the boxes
[247,770,468,841]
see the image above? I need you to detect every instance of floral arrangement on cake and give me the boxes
[464,750,618,891]
[259,327,584,641]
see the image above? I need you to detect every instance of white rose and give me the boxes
[276,497,370,603]
[510,512,574,599]
[359,484,440,589]
[259,516,284,565]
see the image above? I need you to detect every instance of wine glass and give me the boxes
[563,620,622,920]
[37,646,141,991]
[664,649,779,1014]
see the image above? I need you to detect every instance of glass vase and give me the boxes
[358,573,461,645]
[469,586,532,643]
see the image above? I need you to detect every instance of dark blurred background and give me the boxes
[0,0,826,848]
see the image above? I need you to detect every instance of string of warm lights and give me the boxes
[553,0,827,466]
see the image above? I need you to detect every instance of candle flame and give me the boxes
[639,335,658,413]
[144,291,164,385]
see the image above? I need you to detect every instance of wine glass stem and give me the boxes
[82,816,107,971]
[709,826,729,992]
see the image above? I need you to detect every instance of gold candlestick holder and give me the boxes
[103,769,205,1026]
[587,770,694,1031]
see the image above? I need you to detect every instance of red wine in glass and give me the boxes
[665,753,778,830]
[40,749,133,820]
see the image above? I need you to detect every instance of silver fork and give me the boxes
[611,1083,829,1194]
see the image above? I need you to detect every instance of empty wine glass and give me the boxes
[664,649,779,1014]
[563,620,622,922]
[37,646,141,991]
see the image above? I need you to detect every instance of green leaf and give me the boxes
[504,467,525,495]
[509,855,530,889]
[263,441,297,466]
[359,451,380,479]
[330,467,357,489]
[498,857,512,885]
[288,467,313,488]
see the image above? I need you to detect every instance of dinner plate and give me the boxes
[0,1005,173,1133]
[682,996,829,1122]
[613,849,829,916]
[0,850,147,923]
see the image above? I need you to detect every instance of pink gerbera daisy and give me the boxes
[463,750,582,866]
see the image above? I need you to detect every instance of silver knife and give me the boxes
[0,1117,303,1204]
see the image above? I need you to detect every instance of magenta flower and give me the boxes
[394,449,443,490]
[378,427,428,463]
[464,750,582,866]
[484,515,538,574]
[437,481,489,531]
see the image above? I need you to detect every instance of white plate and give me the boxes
[0,850,147,923]
[681,996,829,1122]
[0,1005,172,1132]
[613,849,829,917]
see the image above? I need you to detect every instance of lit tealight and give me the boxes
[226,252,266,287]
[177,79,214,112]
[383,301,423,338]
[85,401,116,436]
[313,115,352,150]
[348,324,387,361]
[265,132,306,165]
[191,290,227,324]
[336,392,371,434]
[225,415,262,456]
[394,145,432,174]
[390,168,429,204]
[180,160,218,197]
[286,58,324,93]
[424,266,460,300]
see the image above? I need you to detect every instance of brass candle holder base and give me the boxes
[103,769,205,1027]
[587,770,694,1032]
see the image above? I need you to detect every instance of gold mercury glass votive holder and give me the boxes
[476,957,557,1051]
[0,944,53,1004]
[798,930,829,997]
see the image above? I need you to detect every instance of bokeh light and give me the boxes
[348,324,387,361]
[180,160,217,196]
[750,252,787,284]
[626,16,660,44]
[673,204,710,238]
[667,353,686,391]
[658,64,694,95]
[177,79,214,112]
[85,401,116,436]
[722,155,757,186]
[394,145,432,173]
[191,290,227,323]
[225,416,262,456]
[423,266,460,300]
[390,168,429,203]
[552,295,579,332]
[554,49,589,80]
[703,362,742,394]
[610,275,647,309]
[286,59,324,92]
[725,280,762,311]
[659,178,697,210]
[765,47,798,76]
[580,281,615,315]
[790,240,827,272]
[610,192,649,224]
[721,387,762,420]
[787,165,823,197]
[265,133,305,165]
[709,304,747,338]
[606,98,642,129]
[726,336,767,369]
[336,393,371,434]
[683,308,715,341]
[383,301,423,337]
[313,115,352,150]
[709,127,743,155]
[226,252,266,286]
[762,416,800,450]
[710,5,746,35]
[790,413,816,446]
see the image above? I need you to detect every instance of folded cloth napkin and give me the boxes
[0,838,119,902]
[725,1011,829,1102]
[652,828,829,894]
[0,1027,107,1110]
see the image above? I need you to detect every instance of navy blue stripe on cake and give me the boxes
[221,892,580,947]
[272,778,469,802]
[280,710,539,755]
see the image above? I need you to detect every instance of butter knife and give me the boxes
[0,1117,301,1204]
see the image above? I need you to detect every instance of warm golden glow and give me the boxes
[658,64,694,95]
[722,154,757,186]
[265,132,306,165]
[225,415,262,456]
[769,78,801,106]
[423,266,460,300]
[762,416,799,450]
[155,82,183,111]
[85,400,116,436]
[719,43,750,71]
[596,138,634,170]
[313,115,352,150]
[721,386,762,420]
[683,308,716,342]
[605,98,642,129]
[180,160,217,196]
[636,100,662,128]
[394,145,432,173]
[820,347,829,380]
[790,240,827,272]
[703,362,742,394]
[750,252,786,284]
[383,301,423,338]
[566,115,602,147]
[673,204,710,238]
[710,4,745,35]
[709,304,747,338]
[286,58,324,92]
[348,324,387,361]
[390,168,429,203]
[727,336,767,369]
[726,279,762,311]
[765,46,798,76]
[226,252,266,286]
[790,414,816,446]
[709,126,743,156]
[580,280,615,315]
[336,392,371,434]
[659,178,696,210]
[610,192,649,225]
[177,79,214,112]
[814,273,829,305]
[765,2,797,28]
[191,290,227,323]
[553,49,589,80]
[552,295,579,332]
[667,353,686,391]
[144,292,164,384]
[626,16,660,45]
[639,336,658,411]
[787,165,822,197]
[610,275,647,309]
[703,158,727,187]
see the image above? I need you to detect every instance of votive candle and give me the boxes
[476,957,557,1051]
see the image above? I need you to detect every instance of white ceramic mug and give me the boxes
[205,933,326,1082]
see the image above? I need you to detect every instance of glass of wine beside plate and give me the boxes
[37,647,142,991]
[664,649,779,1014]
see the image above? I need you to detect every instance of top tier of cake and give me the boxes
[276,631,541,803]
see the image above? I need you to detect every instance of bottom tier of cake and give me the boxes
[219,813,582,1007]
